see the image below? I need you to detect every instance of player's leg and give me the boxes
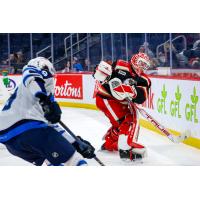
[4,136,46,166]
[96,96,129,151]
[118,108,146,161]
[40,127,87,166]
[101,126,119,151]
[4,126,87,166]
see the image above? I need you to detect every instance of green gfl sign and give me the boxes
[170,86,182,118]
[185,86,198,123]
[157,84,167,114]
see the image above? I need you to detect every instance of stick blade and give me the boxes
[173,130,192,143]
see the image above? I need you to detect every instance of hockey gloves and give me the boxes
[73,136,95,159]
[39,94,62,124]
[109,78,137,101]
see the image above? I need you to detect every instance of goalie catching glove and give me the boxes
[109,78,137,101]
[72,136,96,159]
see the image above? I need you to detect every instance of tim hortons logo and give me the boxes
[54,75,83,99]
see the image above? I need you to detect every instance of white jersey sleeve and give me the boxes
[0,65,55,131]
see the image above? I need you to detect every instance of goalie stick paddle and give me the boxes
[59,121,105,166]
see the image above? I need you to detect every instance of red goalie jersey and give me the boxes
[95,59,151,104]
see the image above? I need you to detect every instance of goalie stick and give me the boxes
[59,121,105,166]
[133,104,191,143]
[113,82,191,143]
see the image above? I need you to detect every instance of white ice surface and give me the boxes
[0,107,200,166]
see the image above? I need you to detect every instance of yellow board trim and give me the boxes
[58,102,98,110]
[59,102,200,150]
[140,118,200,150]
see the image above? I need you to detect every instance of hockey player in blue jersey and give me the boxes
[0,57,95,166]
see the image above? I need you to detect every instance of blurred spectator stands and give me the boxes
[0,33,200,78]
[182,39,200,68]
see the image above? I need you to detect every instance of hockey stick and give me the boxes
[132,104,191,143]
[114,83,191,143]
[59,120,105,166]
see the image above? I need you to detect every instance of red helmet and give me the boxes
[130,53,150,75]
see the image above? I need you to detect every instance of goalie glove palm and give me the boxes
[109,78,137,101]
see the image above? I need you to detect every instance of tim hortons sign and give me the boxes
[54,74,83,99]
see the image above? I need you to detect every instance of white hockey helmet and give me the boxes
[94,61,112,83]
[130,53,150,76]
[27,57,56,76]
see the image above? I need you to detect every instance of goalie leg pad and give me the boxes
[118,110,140,145]
[118,113,134,135]
[101,127,119,151]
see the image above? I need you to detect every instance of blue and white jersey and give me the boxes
[0,64,55,141]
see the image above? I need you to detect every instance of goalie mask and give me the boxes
[130,53,150,76]
[94,61,112,83]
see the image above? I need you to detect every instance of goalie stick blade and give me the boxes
[135,105,192,144]
[170,130,192,143]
